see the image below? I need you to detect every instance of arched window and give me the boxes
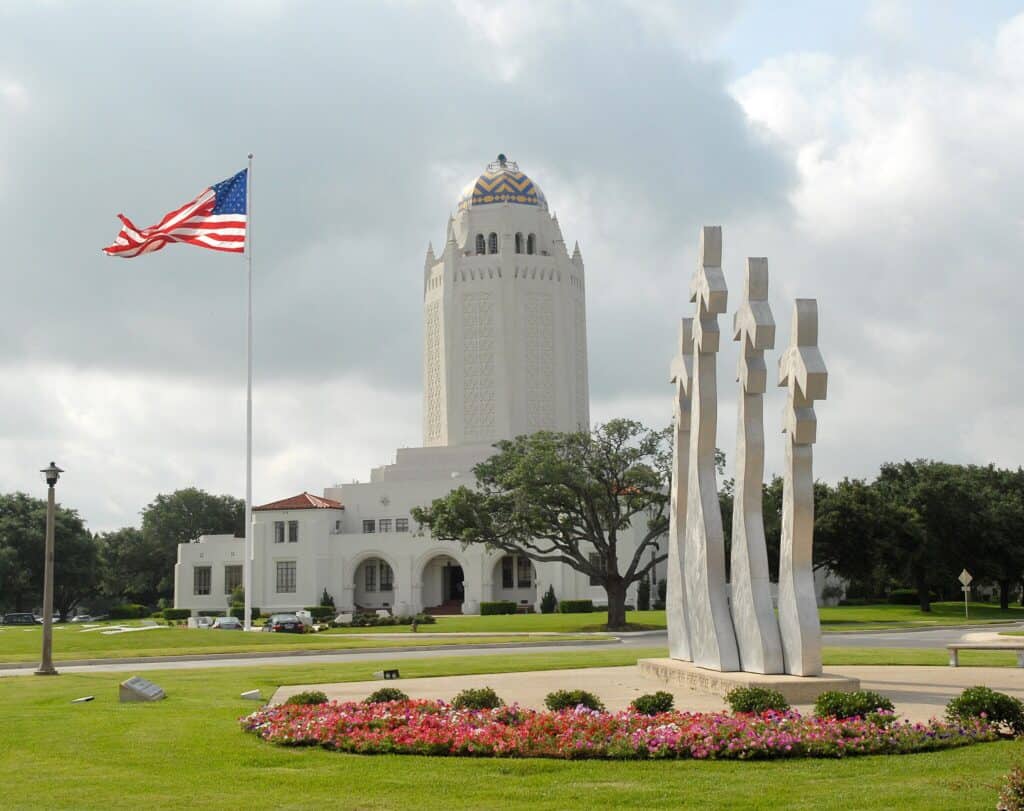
[488,232,498,254]
[527,233,536,255]
[475,234,485,255]
[515,232,523,254]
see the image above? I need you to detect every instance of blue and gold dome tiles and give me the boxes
[458,157,547,212]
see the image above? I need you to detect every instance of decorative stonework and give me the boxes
[777,300,828,676]
[424,300,442,444]
[730,259,784,674]
[462,293,496,441]
[574,300,589,430]
[667,226,828,680]
[525,292,555,431]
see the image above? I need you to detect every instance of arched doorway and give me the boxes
[420,554,464,614]
[353,557,395,611]
[490,554,536,609]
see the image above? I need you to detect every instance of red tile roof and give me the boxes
[253,492,343,511]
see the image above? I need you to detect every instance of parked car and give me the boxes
[2,613,38,626]
[194,616,215,629]
[263,614,304,633]
[211,616,242,630]
[70,615,94,623]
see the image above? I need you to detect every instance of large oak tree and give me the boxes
[412,419,669,629]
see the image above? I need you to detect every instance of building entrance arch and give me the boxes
[417,552,469,614]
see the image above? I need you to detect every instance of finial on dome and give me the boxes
[497,153,507,167]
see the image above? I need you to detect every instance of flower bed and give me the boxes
[240,700,998,760]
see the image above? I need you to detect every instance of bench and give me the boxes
[947,643,1024,667]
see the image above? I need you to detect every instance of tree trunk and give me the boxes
[915,570,931,613]
[605,578,627,630]
[998,579,1010,611]
[1020,580,1024,607]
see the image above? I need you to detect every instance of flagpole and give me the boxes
[243,152,254,632]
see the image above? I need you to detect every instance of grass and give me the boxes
[1,646,1021,810]
[0,625,601,664]
[821,647,1020,667]
[819,601,1024,631]
[2,601,1020,664]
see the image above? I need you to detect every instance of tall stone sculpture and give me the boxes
[683,226,740,672]
[666,318,694,661]
[777,300,828,676]
[729,259,784,674]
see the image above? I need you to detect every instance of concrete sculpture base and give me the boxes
[638,658,860,704]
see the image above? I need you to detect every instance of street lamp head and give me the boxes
[40,462,63,487]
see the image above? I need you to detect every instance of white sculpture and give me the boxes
[729,259,784,674]
[777,300,828,676]
[666,318,694,661]
[683,226,740,672]
[665,227,827,679]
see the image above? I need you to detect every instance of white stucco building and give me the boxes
[174,155,657,616]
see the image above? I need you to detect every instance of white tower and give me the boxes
[422,155,590,447]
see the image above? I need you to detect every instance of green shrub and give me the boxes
[149,611,164,620]
[631,691,674,715]
[162,608,191,621]
[998,765,1024,810]
[108,603,148,619]
[229,604,260,621]
[544,689,605,712]
[887,588,937,605]
[540,585,557,614]
[364,687,409,704]
[480,601,517,615]
[726,686,791,714]
[558,599,594,614]
[413,613,436,625]
[303,606,336,621]
[451,687,504,710]
[946,686,1024,736]
[284,690,328,706]
[320,588,335,608]
[814,690,894,719]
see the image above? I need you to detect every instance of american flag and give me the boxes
[103,169,248,258]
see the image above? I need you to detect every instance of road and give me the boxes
[1,623,1019,677]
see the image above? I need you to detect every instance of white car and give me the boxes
[194,616,215,629]
[211,616,243,630]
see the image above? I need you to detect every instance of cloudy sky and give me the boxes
[2,0,1023,532]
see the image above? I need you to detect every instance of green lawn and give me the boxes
[2,602,1020,665]
[0,625,600,664]
[1,647,1020,810]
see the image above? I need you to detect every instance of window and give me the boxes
[515,232,523,254]
[193,566,211,596]
[588,553,602,586]
[224,565,242,595]
[378,518,392,533]
[475,233,485,255]
[395,517,409,533]
[288,520,299,543]
[488,232,498,254]
[501,556,514,589]
[364,563,377,592]
[527,233,536,255]
[517,556,532,588]
[362,519,375,533]
[273,521,285,543]
[333,519,342,533]
[380,562,394,591]
[276,561,296,594]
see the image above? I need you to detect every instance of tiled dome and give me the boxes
[458,154,548,212]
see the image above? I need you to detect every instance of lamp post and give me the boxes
[35,461,63,676]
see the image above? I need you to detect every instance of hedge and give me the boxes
[303,606,336,620]
[108,603,148,619]
[558,599,594,614]
[162,608,191,621]
[480,601,517,615]
[229,604,261,621]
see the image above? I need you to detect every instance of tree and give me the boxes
[139,488,244,602]
[971,466,1024,609]
[97,527,163,605]
[412,419,670,629]
[0,492,98,617]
